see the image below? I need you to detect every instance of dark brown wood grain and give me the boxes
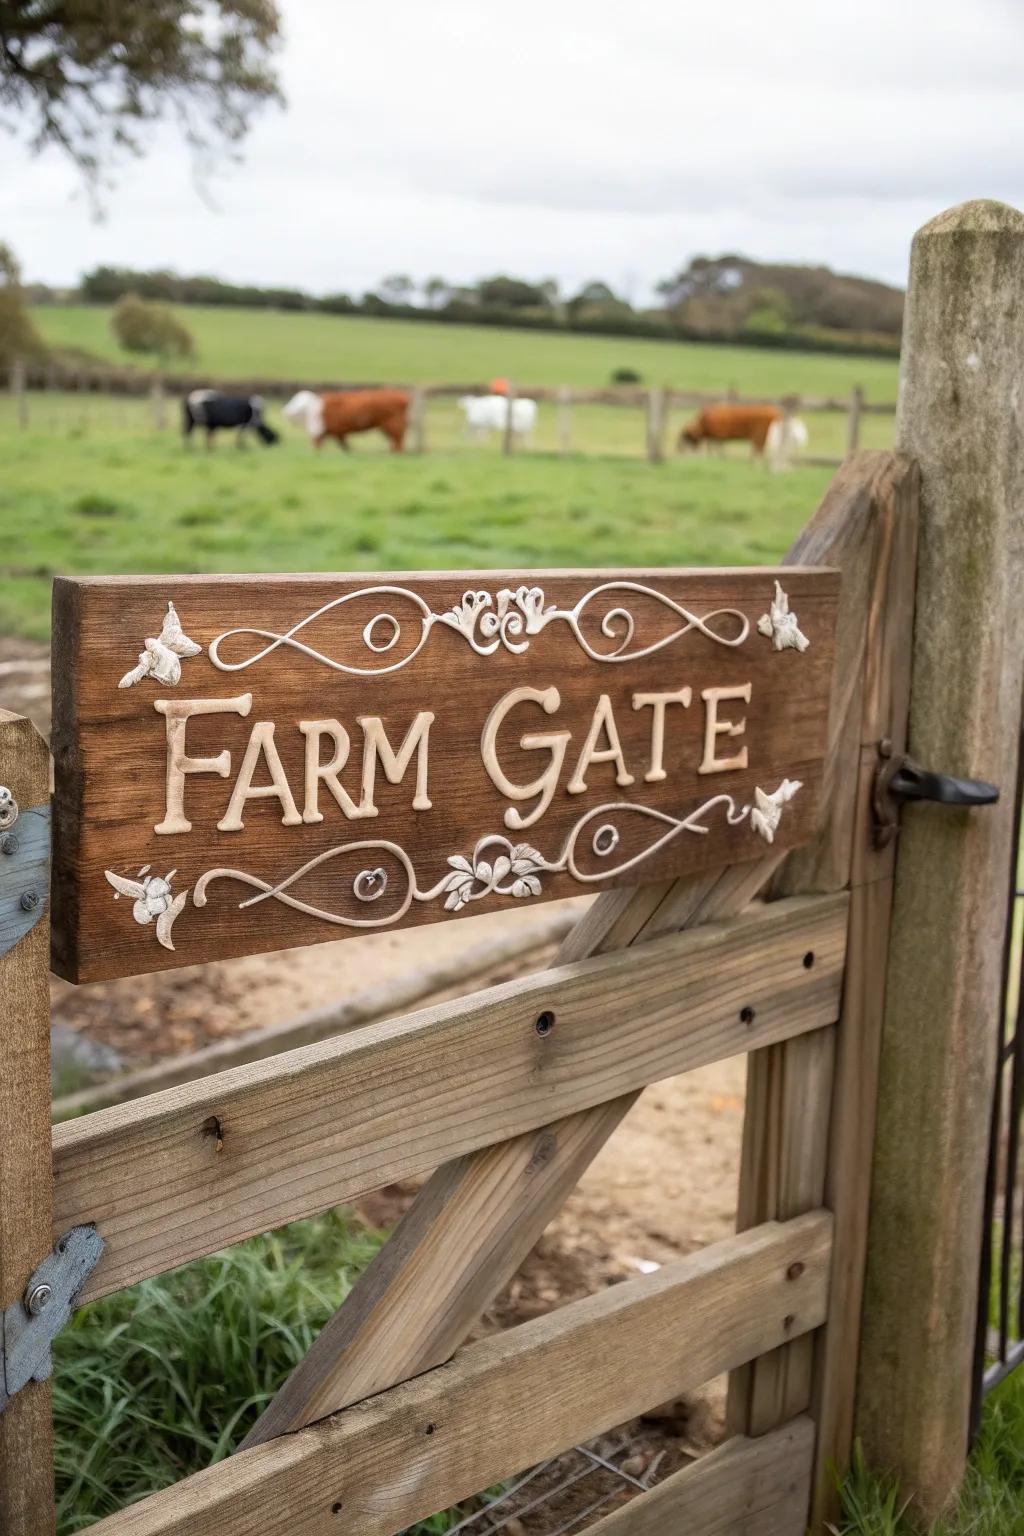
[50,568,837,982]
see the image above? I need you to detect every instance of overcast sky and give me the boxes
[4,0,1024,300]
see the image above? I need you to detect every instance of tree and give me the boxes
[111,293,194,361]
[378,273,415,306]
[476,275,548,310]
[0,241,46,368]
[0,2,282,190]
[423,276,449,310]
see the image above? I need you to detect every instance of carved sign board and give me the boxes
[50,569,838,983]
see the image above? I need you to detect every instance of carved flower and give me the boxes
[757,582,809,653]
[105,865,188,950]
[750,779,803,844]
[440,840,545,910]
[119,602,202,688]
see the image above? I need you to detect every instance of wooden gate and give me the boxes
[0,199,1020,1536]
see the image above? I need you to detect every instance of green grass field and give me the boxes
[0,390,857,642]
[32,302,902,399]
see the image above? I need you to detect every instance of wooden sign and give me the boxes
[50,569,838,983]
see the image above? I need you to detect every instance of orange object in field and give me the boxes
[677,402,782,455]
[489,377,510,396]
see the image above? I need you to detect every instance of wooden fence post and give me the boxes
[10,359,27,429]
[646,386,665,463]
[408,387,426,454]
[0,711,55,1535]
[502,381,516,457]
[856,200,1024,1521]
[557,385,571,455]
[150,375,166,432]
[846,385,863,454]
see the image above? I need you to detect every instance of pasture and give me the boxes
[0,389,868,643]
[32,303,902,397]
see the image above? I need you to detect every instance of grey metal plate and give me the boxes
[0,802,50,959]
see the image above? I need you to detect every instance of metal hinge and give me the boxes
[873,739,1000,849]
[0,788,50,959]
[0,1227,105,1414]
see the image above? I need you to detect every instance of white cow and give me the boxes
[458,394,538,441]
[764,416,809,470]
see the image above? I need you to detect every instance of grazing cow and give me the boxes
[677,403,783,458]
[182,390,279,448]
[283,389,410,452]
[458,394,538,441]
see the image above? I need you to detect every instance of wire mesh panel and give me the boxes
[972,704,1024,1436]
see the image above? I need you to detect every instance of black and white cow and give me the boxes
[182,390,280,448]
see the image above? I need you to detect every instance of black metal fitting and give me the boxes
[873,738,999,848]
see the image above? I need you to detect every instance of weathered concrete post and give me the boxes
[856,201,1024,1519]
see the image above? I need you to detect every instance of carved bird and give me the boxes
[757,582,809,653]
[104,866,187,950]
[750,778,802,844]
[119,603,202,688]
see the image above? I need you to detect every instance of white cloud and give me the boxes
[2,0,1023,296]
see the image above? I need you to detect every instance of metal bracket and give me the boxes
[873,739,1000,849]
[0,1227,105,1413]
[0,790,50,959]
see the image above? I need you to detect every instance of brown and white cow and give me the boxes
[283,388,410,452]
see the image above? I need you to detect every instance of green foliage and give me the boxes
[659,253,904,341]
[53,1207,385,1531]
[111,293,194,360]
[833,1373,1024,1536]
[0,240,46,367]
[0,1,282,189]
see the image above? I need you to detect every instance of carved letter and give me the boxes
[567,693,636,795]
[482,686,571,831]
[154,694,252,835]
[300,719,367,823]
[632,687,693,782]
[218,722,303,832]
[699,683,752,774]
[358,713,435,815]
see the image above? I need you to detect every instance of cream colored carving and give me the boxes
[481,686,571,831]
[358,713,435,814]
[566,693,636,795]
[757,582,809,653]
[207,581,750,678]
[119,602,202,689]
[750,778,802,843]
[299,719,365,823]
[183,779,801,936]
[218,722,303,832]
[632,688,693,782]
[698,683,752,775]
[154,694,252,834]
[104,866,188,951]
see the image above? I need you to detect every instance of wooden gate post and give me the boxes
[856,201,1024,1519]
[0,711,55,1535]
[11,359,28,429]
[557,385,571,455]
[408,386,426,454]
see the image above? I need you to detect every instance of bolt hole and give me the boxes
[535,1010,555,1037]
[787,1261,805,1281]
[201,1115,224,1152]
[783,1313,796,1331]
[331,1500,343,1515]
[425,1422,436,1436]
[803,951,815,970]
[740,1006,756,1026]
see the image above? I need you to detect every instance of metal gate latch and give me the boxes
[0,1227,105,1414]
[873,739,999,848]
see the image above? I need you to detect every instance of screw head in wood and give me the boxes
[0,786,18,830]
[20,890,39,912]
[26,1283,52,1315]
